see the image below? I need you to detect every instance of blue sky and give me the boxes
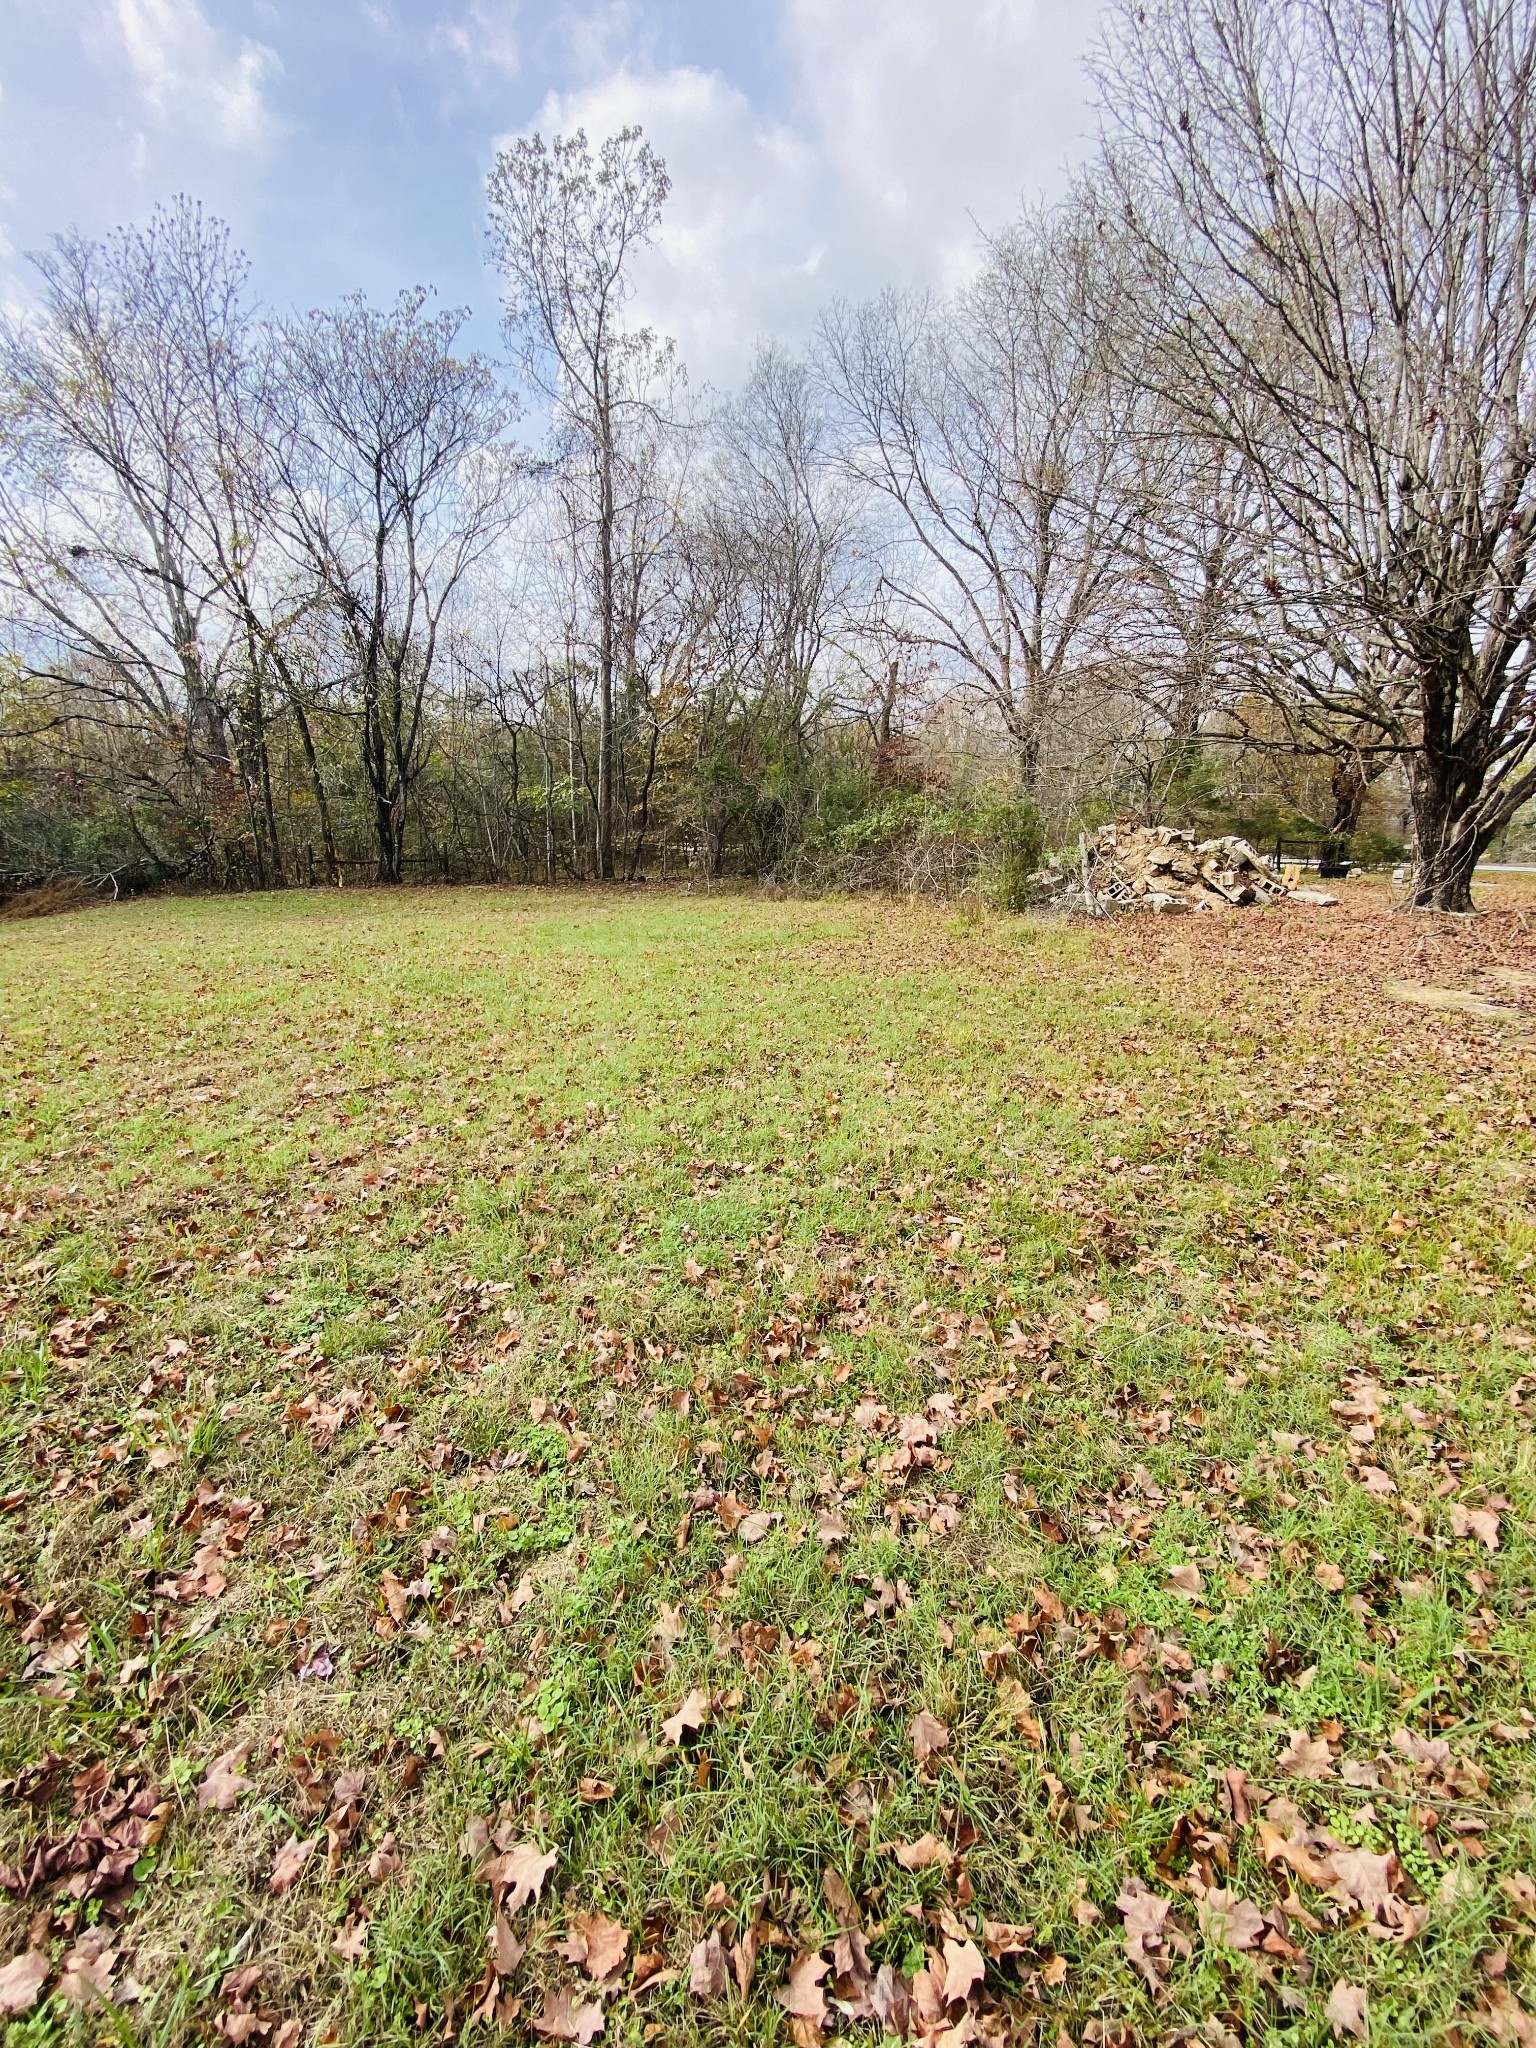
[0,0,1106,386]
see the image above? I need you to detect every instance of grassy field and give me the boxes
[1,884,1535,2048]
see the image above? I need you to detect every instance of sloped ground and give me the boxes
[0,883,1533,2048]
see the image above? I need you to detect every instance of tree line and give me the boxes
[2,0,1533,913]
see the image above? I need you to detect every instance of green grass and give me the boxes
[1,886,1533,2046]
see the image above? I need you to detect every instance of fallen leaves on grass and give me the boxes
[893,1834,952,1872]
[1451,1504,1501,1551]
[1197,1889,1266,1951]
[1117,1878,1190,1994]
[493,1843,558,1915]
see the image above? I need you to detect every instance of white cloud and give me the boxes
[509,0,1105,387]
[112,0,281,151]
[435,3,522,78]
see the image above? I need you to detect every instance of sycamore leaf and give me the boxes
[910,1710,950,1765]
[662,1689,710,1745]
[822,1867,860,1928]
[1451,1505,1501,1551]
[198,1742,253,1811]
[1197,1890,1265,1950]
[566,1911,628,1982]
[0,1950,49,2015]
[491,1913,524,1979]
[776,1950,829,2020]
[1275,1729,1335,1780]
[1330,1847,1397,1913]
[494,1842,559,1916]
[529,1990,605,2043]
[893,1834,952,1872]
[333,1919,369,1964]
[688,1931,728,1999]
[1325,1980,1369,2040]
[940,1936,985,2003]
[268,1834,317,1895]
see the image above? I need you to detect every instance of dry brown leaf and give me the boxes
[0,1950,49,2015]
[491,1912,524,1979]
[910,1710,950,1765]
[1314,1559,1347,1592]
[566,1911,628,1982]
[940,1936,985,2004]
[776,1950,829,2020]
[1451,1505,1501,1551]
[1330,1846,1396,1913]
[994,1676,1044,1743]
[1165,1563,1205,1598]
[1197,1890,1265,1951]
[893,1834,952,1872]
[529,1990,605,2042]
[268,1833,317,1895]
[823,1866,860,1928]
[198,1742,253,1811]
[333,1919,369,1964]
[494,1842,559,1916]
[380,1569,409,1623]
[688,1931,728,1999]
[662,1689,710,1745]
[1275,1729,1335,1780]
[1325,1980,1369,2040]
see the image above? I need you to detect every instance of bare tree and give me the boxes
[1099,0,1536,909]
[0,201,254,875]
[268,289,523,883]
[487,126,671,879]
[817,196,1147,791]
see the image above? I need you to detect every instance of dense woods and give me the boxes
[2,0,1533,911]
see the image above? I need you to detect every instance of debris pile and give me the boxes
[1033,825,1338,914]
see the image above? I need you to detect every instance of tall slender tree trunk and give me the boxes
[596,400,617,881]
[290,699,340,885]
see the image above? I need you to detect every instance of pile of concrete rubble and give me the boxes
[1032,824,1339,914]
